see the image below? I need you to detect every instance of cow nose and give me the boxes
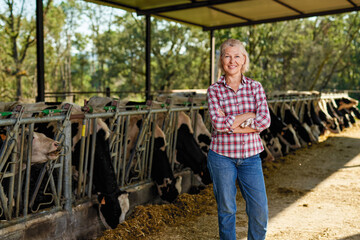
[54,141,60,148]
[274,147,279,152]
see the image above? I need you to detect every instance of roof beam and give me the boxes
[203,6,360,31]
[273,0,304,14]
[154,13,206,28]
[136,0,245,15]
[347,0,357,7]
[209,6,252,21]
[86,0,141,12]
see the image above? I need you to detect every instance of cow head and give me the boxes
[260,139,275,162]
[260,129,282,158]
[26,132,61,164]
[277,124,301,150]
[157,176,182,203]
[98,191,130,229]
[176,115,212,185]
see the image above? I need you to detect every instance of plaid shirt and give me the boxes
[207,75,270,158]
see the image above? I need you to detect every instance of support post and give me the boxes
[209,30,215,85]
[145,15,151,100]
[36,0,45,102]
[63,121,72,212]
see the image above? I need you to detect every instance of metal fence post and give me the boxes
[63,119,72,212]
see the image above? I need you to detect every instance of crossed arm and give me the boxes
[218,109,259,133]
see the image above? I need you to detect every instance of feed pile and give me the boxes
[98,186,216,240]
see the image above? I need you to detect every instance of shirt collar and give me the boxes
[219,75,248,87]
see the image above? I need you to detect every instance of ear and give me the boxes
[242,54,246,65]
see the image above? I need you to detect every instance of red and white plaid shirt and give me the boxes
[207,75,270,158]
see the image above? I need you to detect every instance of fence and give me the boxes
[0,102,209,227]
[0,92,355,228]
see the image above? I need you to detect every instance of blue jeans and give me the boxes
[207,150,268,240]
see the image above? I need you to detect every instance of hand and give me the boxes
[240,118,254,128]
[218,108,225,116]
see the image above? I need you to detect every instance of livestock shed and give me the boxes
[1,1,359,239]
[0,92,359,239]
[34,0,360,101]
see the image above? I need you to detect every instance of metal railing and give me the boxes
[0,103,210,226]
[0,91,356,227]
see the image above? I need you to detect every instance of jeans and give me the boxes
[207,150,268,240]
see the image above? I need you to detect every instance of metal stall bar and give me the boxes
[63,119,72,212]
[87,118,97,199]
[0,113,69,223]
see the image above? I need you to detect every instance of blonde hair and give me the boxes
[217,39,250,79]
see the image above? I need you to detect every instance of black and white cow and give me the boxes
[174,112,212,185]
[260,128,283,159]
[124,100,212,185]
[316,99,341,133]
[192,112,211,154]
[260,139,275,162]
[8,102,130,229]
[268,105,301,155]
[126,114,182,203]
[275,102,316,147]
[336,97,360,120]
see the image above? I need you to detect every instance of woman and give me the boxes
[207,39,271,240]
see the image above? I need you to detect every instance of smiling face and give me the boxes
[221,45,246,77]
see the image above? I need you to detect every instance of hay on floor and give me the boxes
[98,186,216,240]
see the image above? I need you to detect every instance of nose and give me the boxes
[54,141,60,148]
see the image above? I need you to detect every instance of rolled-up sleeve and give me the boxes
[248,82,271,132]
[207,85,235,133]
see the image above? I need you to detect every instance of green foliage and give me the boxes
[215,13,360,94]
[0,1,359,102]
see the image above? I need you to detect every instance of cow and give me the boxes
[260,139,275,162]
[4,102,130,229]
[276,102,316,146]
[297,101,320,142]
[0,128,62,220]
[125,113,182,203]
[56,103,130,229]
[124,100,212,185]
[315,99,341,133]
[172,112,212,185]
[324,100,348,130]
[260,128,282,159]
[268,104,301,154]
[86,99,183,203]
[336,97,358,111]
[309,99,327,136]
[191,112,211,154]
[335,97,360,120]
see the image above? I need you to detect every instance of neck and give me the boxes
[225,73,242,85]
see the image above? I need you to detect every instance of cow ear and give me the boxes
[97,193,104,203]
[119,190,129,197]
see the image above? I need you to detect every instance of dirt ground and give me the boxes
[101,123,360,240]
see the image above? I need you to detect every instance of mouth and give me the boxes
[47,148,62,159]
[228,65,238,69]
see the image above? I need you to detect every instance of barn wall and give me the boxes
[0,169,196,239]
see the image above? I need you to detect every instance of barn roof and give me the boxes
[86,0,360,30]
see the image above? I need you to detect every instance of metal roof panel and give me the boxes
[160,7,247,28]
[283,0,353,14]
[85,0,360,30]
[214,0,296,21]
